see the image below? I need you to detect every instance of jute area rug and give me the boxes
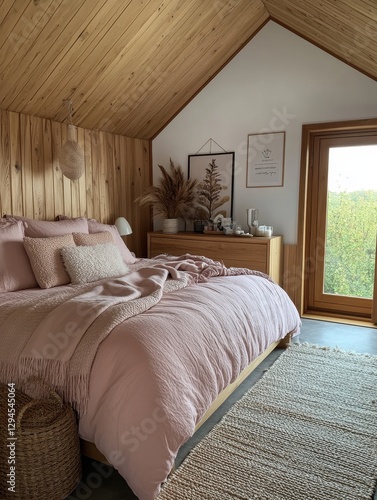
[158,343,377,500]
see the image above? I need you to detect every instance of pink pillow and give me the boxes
[57,215,93,221]
[87,220,136,264]
[73,232,114,246]
[6,216,89,237]
[0,220,38,291]
[23,234,76,289]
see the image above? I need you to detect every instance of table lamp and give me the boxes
[115,217,132,236]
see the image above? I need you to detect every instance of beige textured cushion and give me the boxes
[61,243,129,285]
[73,231,113,246]
[24,234,76,289]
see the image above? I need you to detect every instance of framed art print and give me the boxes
[247,131,285,187]
[188,152,235,220]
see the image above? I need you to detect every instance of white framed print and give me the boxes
[247,131,285,188]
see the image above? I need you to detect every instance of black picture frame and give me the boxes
[188,152,235,220]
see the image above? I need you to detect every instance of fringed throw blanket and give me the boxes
[0,255,267,413]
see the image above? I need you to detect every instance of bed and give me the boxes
[0,216,301,499]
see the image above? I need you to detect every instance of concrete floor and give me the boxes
[65,318,377,500]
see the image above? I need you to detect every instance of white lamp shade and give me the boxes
[115,217,132,236]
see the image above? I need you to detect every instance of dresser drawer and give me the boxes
[148,232,282,284]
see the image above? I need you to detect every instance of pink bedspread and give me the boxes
[78,272,300,499]
[0,258,300,499]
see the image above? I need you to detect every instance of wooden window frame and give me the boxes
[297,118,377,321]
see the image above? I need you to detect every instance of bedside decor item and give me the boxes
[188,152,234,220]
[256,225,273,237]
[115,217,133,236]
[194,219,206,233]
[247,131,285,188]
[220,217,233,235]
[59,99,85,181]
[137,158,198,234]
[162,218,179,234]
[247,208,259,235]
[0,378,81,499]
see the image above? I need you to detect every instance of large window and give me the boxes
[301,121,377,321]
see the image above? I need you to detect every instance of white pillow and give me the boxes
[61,243,129,285]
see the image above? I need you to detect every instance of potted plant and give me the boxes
[137,158,198,233]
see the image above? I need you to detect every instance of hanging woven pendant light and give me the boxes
[59,100,85,181]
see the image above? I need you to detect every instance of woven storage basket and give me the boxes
[0,379,81,499]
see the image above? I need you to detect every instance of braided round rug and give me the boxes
[158,343,377,499]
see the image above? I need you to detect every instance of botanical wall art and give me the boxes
[188,152,235,220]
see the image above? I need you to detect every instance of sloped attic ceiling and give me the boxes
[0,0,375,140]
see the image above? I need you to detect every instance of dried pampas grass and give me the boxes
[137,159,198,220]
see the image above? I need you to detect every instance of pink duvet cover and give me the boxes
[77,273,301,499]
[0,259,300,499]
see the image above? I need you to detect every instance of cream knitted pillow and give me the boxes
[61,243,129,285]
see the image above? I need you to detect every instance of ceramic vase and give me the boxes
[247,208,259,235]
[162,218,179,234]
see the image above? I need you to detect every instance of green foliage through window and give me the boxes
[324,190,377,299]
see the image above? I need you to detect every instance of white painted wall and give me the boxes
[152,21,377,244]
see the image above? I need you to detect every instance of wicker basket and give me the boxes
[0,379,81,499]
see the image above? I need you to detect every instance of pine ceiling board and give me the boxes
[266,0,376,40]
[132,2,268,138]
[98,0,267,137]
[0,0,60,70]
[1,0,376,139]
[47,0,167,126]
[90,0,212,132]
[322,3,376,38]
[0,0,68,108]
[350,0,377,11]
[264,0,377,79]
[5,0,111,113]
[91,0,208,131]
[20,0,133,117]
[270,11,376,70]
[0,0,29,50]
[36,0,144,120]
[70,0,188,128]
[0,0,18,24]
[125,1,269,139]
[332,0,376,20]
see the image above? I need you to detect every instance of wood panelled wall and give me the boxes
[283,244,300,313]
[0,109,151,257]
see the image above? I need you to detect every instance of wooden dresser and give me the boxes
[147,231,283,285]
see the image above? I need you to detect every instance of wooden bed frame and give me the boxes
[81,331,293,464]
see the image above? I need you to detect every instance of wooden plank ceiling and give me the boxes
[0,0,375,140]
